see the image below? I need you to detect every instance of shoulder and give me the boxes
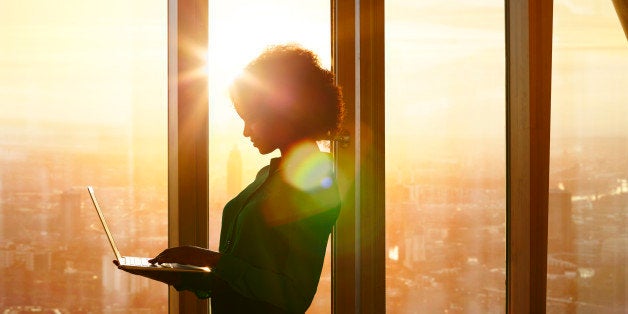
[261,153,340,226]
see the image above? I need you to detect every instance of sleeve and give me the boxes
[212,208,338,313]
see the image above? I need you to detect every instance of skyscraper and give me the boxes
[548,188,573,255]
[61,188,82,243]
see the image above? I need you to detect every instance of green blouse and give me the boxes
[211,153,340,313]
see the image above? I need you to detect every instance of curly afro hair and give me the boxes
[229,44,345,140]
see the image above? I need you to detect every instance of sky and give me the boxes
[0,0,626,145]
[0,0,167,131]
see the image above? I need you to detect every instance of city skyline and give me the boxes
[0,135,625,312]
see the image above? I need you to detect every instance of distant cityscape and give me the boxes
[385,136,627,313]
[0,134,625,313]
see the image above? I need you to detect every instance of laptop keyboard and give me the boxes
[119,256,210,271]
[120,256,152,267]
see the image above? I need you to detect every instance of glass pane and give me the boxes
[385,1,506,312]
[0,1,168,312]
[207,1,331,313]
[548,2,627,312]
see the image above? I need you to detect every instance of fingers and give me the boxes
[148,246,214,266]
[149,248,171,264]
[149,247,188,264]
[149,252,168,264]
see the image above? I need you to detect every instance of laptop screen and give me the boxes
[87,186,123,261]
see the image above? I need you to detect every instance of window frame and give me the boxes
[168,0,210,313]
[331,0,385,313]
[505,0,553,312]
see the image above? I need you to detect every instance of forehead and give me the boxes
[230,72,285,121]
[234,99,271,122]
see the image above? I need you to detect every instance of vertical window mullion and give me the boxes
[332,0,385,313]
[168,0,209,313]
[505,0,553,312]
[331,0,358,311]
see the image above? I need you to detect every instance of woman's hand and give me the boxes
[112,259,185,286]
[149,245,221,268]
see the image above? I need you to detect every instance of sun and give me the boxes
[205,1,331,131]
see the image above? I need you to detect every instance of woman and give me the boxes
[147,44,344,313]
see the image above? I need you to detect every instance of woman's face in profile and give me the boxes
[236,103,296,155]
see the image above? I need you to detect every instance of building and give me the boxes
[548,188,574,255]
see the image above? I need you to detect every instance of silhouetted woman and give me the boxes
[147,44,344,313]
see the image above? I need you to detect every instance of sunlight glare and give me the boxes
[207,1,330,132]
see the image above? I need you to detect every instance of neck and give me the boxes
[279,140,320,157]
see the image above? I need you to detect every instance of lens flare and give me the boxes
[282,142,334,192]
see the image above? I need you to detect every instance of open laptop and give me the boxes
[87,185,210,273]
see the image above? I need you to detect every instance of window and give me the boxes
[334,0,561,312]
[547,1,628,311]
[0,1,168,312]
[385,1,506,311]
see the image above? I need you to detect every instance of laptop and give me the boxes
[87,185,210,273]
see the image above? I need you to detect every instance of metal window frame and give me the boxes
[168,0,209,313]
[505,0,553,312]
[332,0,385,313]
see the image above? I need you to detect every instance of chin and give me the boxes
[255,146,276,155]
[257,148,273,155]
